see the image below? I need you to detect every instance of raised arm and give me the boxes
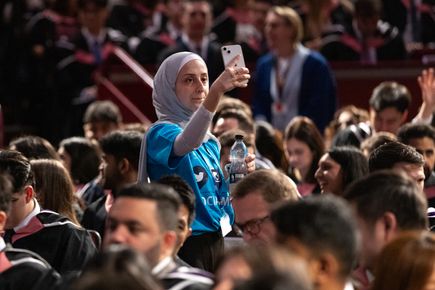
[413,68,435,123]
[173,56,250,156]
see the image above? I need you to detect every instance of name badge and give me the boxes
[220,213,232,237]
[272,101,287,115]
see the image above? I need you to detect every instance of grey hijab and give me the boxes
[138,52,210,183]
[153,51,207,125]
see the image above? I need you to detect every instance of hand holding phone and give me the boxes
[221,45,248,86]
[221,45,246,68]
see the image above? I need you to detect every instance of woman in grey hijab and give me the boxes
[138,52,253,271]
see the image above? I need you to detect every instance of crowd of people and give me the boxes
[1,0,435,290]
[1,0,435,143]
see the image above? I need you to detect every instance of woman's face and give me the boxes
[265,12,293,50]
[285,138,314,178]
[175,59,209,111]
[314,153,343,195]
[57,146,72,174]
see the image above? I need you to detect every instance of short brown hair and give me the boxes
[232,169,299,203]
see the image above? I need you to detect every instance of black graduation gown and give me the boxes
[0,245,60,290]
[6,210,97,276]
[81,195,108,241]
[54,29,128,139]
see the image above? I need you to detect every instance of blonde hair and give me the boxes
[270,6,304,44]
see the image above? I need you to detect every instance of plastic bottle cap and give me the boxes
[235,134,244,140]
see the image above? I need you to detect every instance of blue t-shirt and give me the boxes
[146,123,234,235]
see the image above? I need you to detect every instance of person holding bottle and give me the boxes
[229,134,248,184]
[137,51,254,272]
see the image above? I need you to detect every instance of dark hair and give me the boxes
[0,174,14,213]
[114,183,181,231]
[369,82,411,113]
[397,123,435,144]
[284,116,324,183]
[99,130,143,171]
[72,245,163,290]
[234,269,313,290]
[354,0,382,18]
[332,123,372,148]
[232,169,299,203]
[360,132,397,156]
[343,170,428,230]
[328,146,369,191]
[51,0,77,15]
[59,137,101,184]
[83,101,122,124]
[369,141,424,172]
[78,0,108,10]
[324,105,369,146]
[272,194,358,279]
[158,175,196,225]
[0,150,34,191]
[9,135,59,160]
[255,121,288,170]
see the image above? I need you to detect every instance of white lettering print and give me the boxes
[200,196,231,206]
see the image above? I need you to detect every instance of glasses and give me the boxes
[234,215,270,236]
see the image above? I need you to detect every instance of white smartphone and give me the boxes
[221,45,246,68]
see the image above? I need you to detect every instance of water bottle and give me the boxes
[229,135,248,184]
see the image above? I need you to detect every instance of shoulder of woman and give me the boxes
[147,122,183,141]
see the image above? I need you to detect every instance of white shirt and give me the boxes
[152,256,173,278]
[14,199,41,232]
[0,237,6,252]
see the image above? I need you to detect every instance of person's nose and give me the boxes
[242,230,255,243]
[195,80,205,93]
[289,155,298,166]
[314,167,322,180]
[107,225,129,245]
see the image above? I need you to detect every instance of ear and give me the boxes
[401,110,409,124]
[0,211,7,231]
[162,231,177,257]
[314,252,341,287]
[187,227,192,238]
[381,212,398,242]
[118,158,130,175]
[24,185,35,203]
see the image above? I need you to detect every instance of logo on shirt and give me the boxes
[194,166,208,188]
[211,169,221,183]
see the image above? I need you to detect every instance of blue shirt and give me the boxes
[147,123,234,235]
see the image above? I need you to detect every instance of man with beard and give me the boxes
[398,123,435,208]
[81,130,143,240]
[104,183,213,289]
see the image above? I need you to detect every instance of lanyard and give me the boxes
[274,57,292,101]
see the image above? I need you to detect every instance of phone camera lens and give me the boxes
[223,47,227,51]
[227,50,231,54]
